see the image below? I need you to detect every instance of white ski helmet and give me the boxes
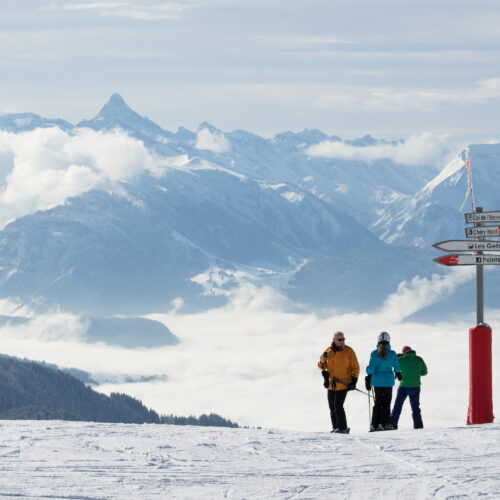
[377,331,390,343]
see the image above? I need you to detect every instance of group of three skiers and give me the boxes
[318,330,428,434]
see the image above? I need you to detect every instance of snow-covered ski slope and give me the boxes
[0,420,498,499]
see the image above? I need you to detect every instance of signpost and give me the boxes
[433,254,500,266]
[433,206,498,425]
[432,240,500,252]
[464,226,500,238]
[465,210,500,224]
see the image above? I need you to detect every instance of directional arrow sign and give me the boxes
[465,226,500,238]
[433,254,500,266]
[465,211,500,224]
[433,240,500,252]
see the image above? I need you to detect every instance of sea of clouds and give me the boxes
[0,265,497,433]
[0,125,496,432]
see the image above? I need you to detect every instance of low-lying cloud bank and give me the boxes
[307,132,456,167]
[0,127,168,228]
[0,266,496,434]
[0,125,464,230]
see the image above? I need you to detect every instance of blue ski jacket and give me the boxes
[366,345,401,387]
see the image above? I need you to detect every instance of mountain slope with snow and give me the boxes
[375,143,500,247]
[0,94,498,317]
[0,112,73,132]
[0,162,383,314]
[0,420,498,498]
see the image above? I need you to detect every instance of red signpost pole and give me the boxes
[466,206,494,425]
[467,323,494,425]
[433,203,498,425]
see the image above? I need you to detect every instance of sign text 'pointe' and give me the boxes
[433,254,500,266]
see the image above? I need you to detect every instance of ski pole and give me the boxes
[368,388,372,425]
[355,387,374,398]
[331,376,373,398]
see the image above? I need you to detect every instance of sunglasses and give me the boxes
[335,337,345,341]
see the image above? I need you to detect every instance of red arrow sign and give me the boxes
[433,254,500,266]
[434,254,460,266]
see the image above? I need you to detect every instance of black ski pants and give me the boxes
[372,387,393,428]
[327,389,348,430]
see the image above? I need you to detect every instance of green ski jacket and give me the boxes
[399,351,427,388]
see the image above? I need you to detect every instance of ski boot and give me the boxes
[334,428,350,434]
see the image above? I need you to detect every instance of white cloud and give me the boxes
[368,78,500,111]
[306,132,454,167]
[317,78,500,113]
[0,127,169,228]
[54,1,196,20]
[62,2,126,9]
[380,269,475,322]
[0,310,85,342]
[281,191,304,203]
[0,298,33,318]
[257,34,355,48]
[195,128,231,153]
[0,268,496,433]
[296,49,498,65]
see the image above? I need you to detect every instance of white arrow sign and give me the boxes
[434,254,500,266]
[465,226,500,238]
[465,211,500,224]
[433,240,500,252]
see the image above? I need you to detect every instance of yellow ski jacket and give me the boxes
[318,345,360,391]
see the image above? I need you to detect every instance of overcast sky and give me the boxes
[1,0,500,138]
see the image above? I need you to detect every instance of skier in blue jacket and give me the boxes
[365,332,402,431]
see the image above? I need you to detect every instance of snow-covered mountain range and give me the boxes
[0,94,498,321]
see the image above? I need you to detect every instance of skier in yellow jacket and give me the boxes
[318,331,360,434]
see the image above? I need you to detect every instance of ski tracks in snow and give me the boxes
[353,426,500,498]
[0,421,498,498]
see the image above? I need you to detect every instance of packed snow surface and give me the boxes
[0,420,499,499]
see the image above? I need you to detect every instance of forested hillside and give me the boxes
[0,355,238,427]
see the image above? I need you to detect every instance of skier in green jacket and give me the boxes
[390,346,428,429]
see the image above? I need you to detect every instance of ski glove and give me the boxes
[395,372,403,381]
[321,370,330,389]
[365,374,372,391]
[319,351,328,366]
[347,377,357,391]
